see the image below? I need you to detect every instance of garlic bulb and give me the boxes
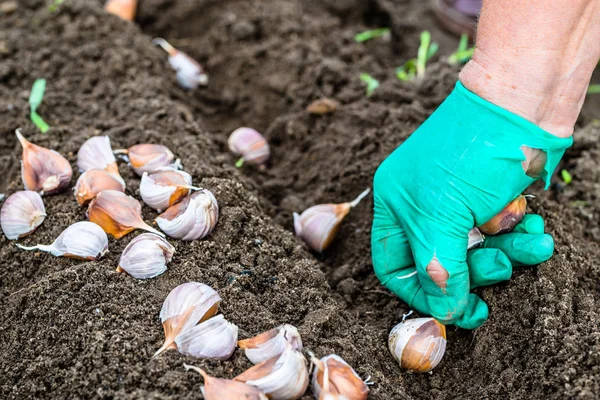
[467,227,484,249]
[153,38,209,89]
[105,0,137,21]
[156,189,218,240]
[116,233,174,279]
[88,190,164,239]
[77,136,120,175]
[16,221,108,260]
[311,354,369,400]
[114,144,178,176]
[16,129,72,195]
[234,344,309,400]
[479,195,527,235]
[175,314,238,360]
[1,191,46,240]
[388,317,446,373]
[184,364,268,400]
[294,188,370,252]
[140,168,198,212]
[228,127,270,167]
[155,282,221,356]
[238,324,303,364]
[74,169,126,206]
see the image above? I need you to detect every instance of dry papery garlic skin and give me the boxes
[77,136,120,176]
[155,282,221,357]
[114,143,177,176]
[183,364,268,400]
[175,314,238,360]
[294,188,370,252]
[479,195,527,235]
[1,191,46,240]
[388,317,446,373]
[228,127,270,166]
[74,169,126,206]
[16,221,108,260]
[238,324,303,364]
[234,344,309,400]
[140,168,198,212]
[155,189,218,240]
[311,354,369,400]
[17,129,73,195]
[116,233,174,279]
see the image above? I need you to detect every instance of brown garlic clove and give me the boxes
[293,188,370,252]
[16,129,72,195]
[114,144,177,176]
[479,195,527,235]
[388,317,446,373]
[306,98,339,115]
[183,364,268,400]
[77,136,121,176]
[87,190,164,239]
[1,190,46,240]
[311,354,369,400]
[140,168,198,212]
[74,169,126,206]
[104,0,137,21]
[238,324,303,365]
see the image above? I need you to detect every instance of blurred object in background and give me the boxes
[432,0,481,38]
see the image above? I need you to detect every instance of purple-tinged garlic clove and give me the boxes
[183,364,268,400]
[153,38,208,89]
[238,324,303,365]
[74,169,126,206]
[311,354,369,400]
[479,195,527,235]
[77,136,121,176]
[155,189,218,241]
[116,233,174,279]
[140,168,199,212]
[175,314,238,360]
[16,221,108,260]
[1,191,46,240]
[114,143,178,176]
[228,127,270,167]
[388,317,446,373]
[467,227,484,249]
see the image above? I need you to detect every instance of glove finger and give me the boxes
[512,214,545,234]
[467,248,512,289]
[483,232,554,266]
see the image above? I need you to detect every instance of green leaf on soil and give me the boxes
[587,84,600,94]
[49,0,65,12]
[457,33,469,53]
[354,28,390,43]
[397,31,438,81]
[359,73,379,97]
[569,200,589,207]
[29,79,50,133]
[561,169,572,185]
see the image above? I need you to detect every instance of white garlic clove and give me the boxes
[105,0,137,21]
[155,189,218,241]
[74,169,126,206]
[114,143,178,176]
[1,191,46,240]
[294,188,370,252]
[77,136,120,176]
[116,233,174,279]
[388,317,446,373]
[16,129,73,195]
[228,127,270,166]
[238,324,303,365]
[155,282,221,357]
[183,364,268,400]
[467,227,484,250]
[16,221,108,260]
[175,314,238,360]
[140,168,199,212]
[153,38,209,89]
[234,343,309,400]
[311,354,369,400]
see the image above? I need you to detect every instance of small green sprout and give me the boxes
[29,79,50,133]
[396,31,438,81]
[569,200,589,207]
[354,28,391,43]
[235,157,245,168]
[587,84,600,94]
[360,73,379,97]
[49,0,65,12]
[448,33,475,65]
[561,169,572,185]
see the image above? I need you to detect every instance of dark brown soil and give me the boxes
[1,0,599,399]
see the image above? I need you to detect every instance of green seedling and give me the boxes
[448,33,475,65]
[29,79,49,133]
[561,169,572,185]
[587,84,600,94]
[360,73,379,97]
[354,28,391,43]
[49,0,65,12]
[569,200,589,207]
[396,31,438,81]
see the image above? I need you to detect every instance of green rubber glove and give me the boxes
[372,81,572,329]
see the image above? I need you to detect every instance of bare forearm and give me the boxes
[460,0,600,138]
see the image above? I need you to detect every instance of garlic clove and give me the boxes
[294,188,370,252]
[175,314,238,360]
[140,168,199,212]
[228,127,270,167]
[238,324,303,365]
[104,0,137,21]
[87,190,164,239]
[155,189,219,241]
[467,227,484,250]
[117,233,174,279]
[183,364,268,400]
[16,129,73,195]
[311,354,369,400]
[479,195,527,235]
[155,282,221,357]
[388,317,446,373]
[77,136,120,176]
[74,169,126,206]
[16,221,108,260]
[306,98,339,115]
[234,344,309,400]
[114,144,177,176]
[153,38,209,89]
[1,191,46,240]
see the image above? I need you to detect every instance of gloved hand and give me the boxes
[371,81,572,329]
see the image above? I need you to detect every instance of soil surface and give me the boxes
[1,0,599,399]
